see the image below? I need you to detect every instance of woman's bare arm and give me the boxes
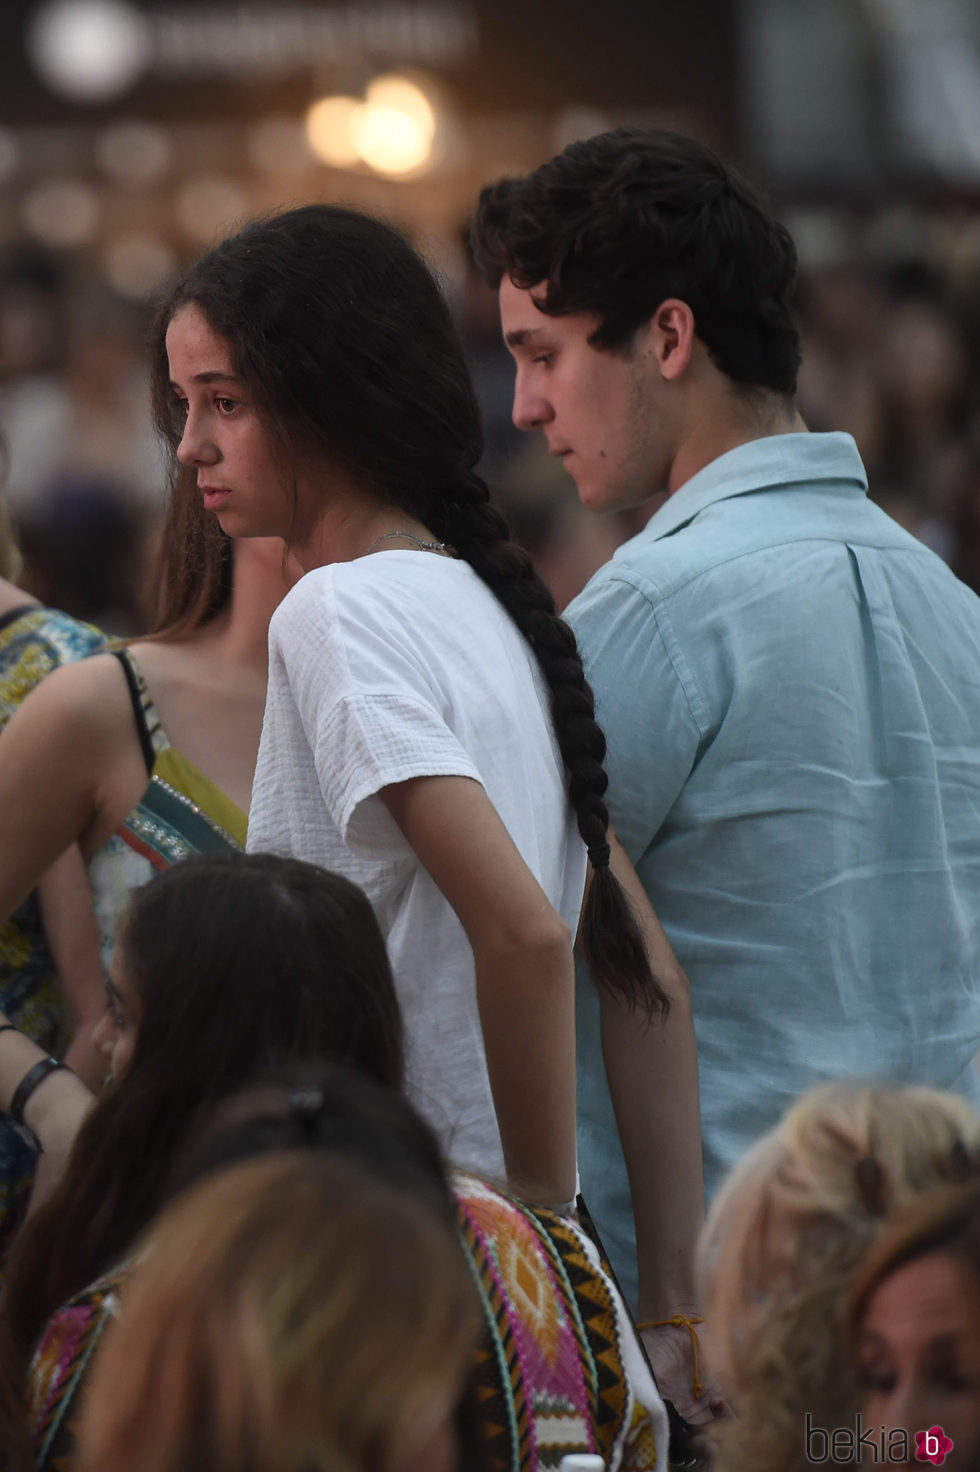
[584,834,721,1421]
[0,1015,97,1212]
[380,774,577,1207]
[37,846,109,1090]
[0,655,145,923]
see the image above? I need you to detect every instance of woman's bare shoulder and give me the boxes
[5,649,133,740]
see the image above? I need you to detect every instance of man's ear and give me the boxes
[649,298,696,382]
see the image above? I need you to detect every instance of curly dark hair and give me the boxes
[471,128,801,397]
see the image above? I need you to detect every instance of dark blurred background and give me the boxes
[1,0,978,625]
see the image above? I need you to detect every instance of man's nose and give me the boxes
[512,378,553,432]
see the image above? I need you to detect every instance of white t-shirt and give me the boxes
[248,551,587,1181]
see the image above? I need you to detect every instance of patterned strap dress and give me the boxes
[0,646,246,1264]
[0,605,106,1267]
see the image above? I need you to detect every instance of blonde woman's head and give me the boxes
[697,1081,980,1472]
[77,1151,481,1472]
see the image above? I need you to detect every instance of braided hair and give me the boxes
[151,205,667,1014]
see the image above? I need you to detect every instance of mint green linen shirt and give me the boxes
[566,431,980,1307]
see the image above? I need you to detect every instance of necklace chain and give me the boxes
[364,531,452,556]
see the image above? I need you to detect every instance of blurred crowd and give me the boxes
[3,209,979,629]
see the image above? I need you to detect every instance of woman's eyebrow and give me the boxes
[169,370,242,388]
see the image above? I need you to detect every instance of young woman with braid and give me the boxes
[157,205,709,1414]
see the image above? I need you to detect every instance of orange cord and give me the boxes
[636,1314,705,1399]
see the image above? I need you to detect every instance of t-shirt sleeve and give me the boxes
[269,571,484,858]
[565,570,704,865]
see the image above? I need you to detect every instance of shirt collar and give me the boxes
[643,431,868,542]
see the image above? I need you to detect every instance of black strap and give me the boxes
[10,1057,66,1125]
[0,604,40,636]
[111,649,156,778]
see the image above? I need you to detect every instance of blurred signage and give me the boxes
[29,0,479,103]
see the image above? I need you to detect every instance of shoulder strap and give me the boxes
[111,648,168,779]
[0,604,40,637]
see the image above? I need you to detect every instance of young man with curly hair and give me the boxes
[471,129,980,1347]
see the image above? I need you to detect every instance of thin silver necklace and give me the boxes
[364,531,453,556]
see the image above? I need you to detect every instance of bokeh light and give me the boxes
[305,96,362,169]
[28,0,151,104]
[22,179,100,247]
[175,176,248,244]
[103,232,175,299]
[306,75,438,178]
[248,116,316,179]
[96,121,172,186]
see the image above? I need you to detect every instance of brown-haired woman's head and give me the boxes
[77,1152,481,1472]
[151,201,671,1017]
[1,851,404,1378]
[845,1177,980,1468]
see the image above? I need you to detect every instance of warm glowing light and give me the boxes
[364,74,436,142]
[305,96,361,168]
[356,74,436,175]
[306,74,438,177]
[351,104,431,176]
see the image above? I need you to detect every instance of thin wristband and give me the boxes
[0,1024,18,1039]
[636,1314,705,1399]
[10,1057,66,1125]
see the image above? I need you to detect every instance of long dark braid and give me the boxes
[425,472,668,1016]
[153,204,668,1015]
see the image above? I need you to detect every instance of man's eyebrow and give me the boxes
[504,326,549,349]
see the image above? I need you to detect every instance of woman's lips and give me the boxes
[201,487,231,511]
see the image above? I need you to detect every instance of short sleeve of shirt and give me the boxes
[268,567,483,859]
[565,569,704,864]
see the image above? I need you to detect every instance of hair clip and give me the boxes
[289,1086,324,1139]
[946,1137,980,1181]
[855,1154,886,1215]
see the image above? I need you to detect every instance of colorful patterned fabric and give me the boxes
[26,1266,127,1471]
[454,1173,668,1472]
[0,605,106,1050]
[0,643,245,1272]
[25,1181,669,1472]
[0,605,105,1264]
[86,648,246,970]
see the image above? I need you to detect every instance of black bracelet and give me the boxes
[0,1024,18,1039]
[10,1057,66,1125]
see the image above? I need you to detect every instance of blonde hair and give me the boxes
[77,1152,481,1472]
[698,1080,980,1472]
